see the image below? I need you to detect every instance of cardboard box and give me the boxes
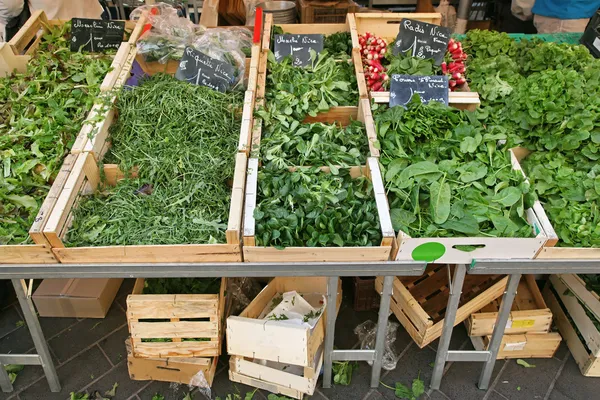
[33,278,122,318]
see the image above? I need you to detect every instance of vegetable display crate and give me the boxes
[511,147,600,259]
[297,0,358,24]
[243,159,395,262]
[377,266,509,348]
[227,277,340,399]
[349,13,481,111]
[469,332,562,360]
[391,149,550,264]
[353,276,379,311]
[466,275,552,337]
[543,280,600,377]
[127,278,227,359]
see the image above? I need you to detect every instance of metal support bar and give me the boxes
[332,350,375,362]
[11,279,60,392]
[478,273,521,389]
[431,264,467,390]
[471,259,600,274]
[322,276,339,389]
[371,275,394,388]
[0,363,12,393]
[0,354,43,365]
[446,351,491,363]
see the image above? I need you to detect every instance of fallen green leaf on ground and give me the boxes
[516,359,536,368]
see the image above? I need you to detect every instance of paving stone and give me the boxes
[548,389,574,400]
[116,279,136,312]
[486,391,509,400]
[38,316,80,340]
[426,389,450,399]
[318,360,376,400]
[552,342,570,361]
[18,346,112,400]
[0,306,24,340]
[388,321,414,357]
[494,357,562,400]
[361,389,385,400]
[81,361,147,400]
[333,303,379,349]
[98,326,129,366]
[426,323,470,353]
[49,303,126,363]
[0,326,33,354]
[552,355,598,400]
[210,367,267,400]
[136,380,191,400]
[378,345,437,400]
[439,359,504,400]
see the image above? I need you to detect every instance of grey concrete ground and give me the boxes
[0,279,595,400]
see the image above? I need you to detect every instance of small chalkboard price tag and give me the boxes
[392,19,451,65]
[273,34,324,67]
[175,47,235,92]
[70,18,125,52]
[389,74,449,108]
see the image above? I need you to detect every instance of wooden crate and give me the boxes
[466,275,552,336]
[543,283,600,376]
[128,350,218,386]
[227,277,341,368]
[229,348,322,399]
[297,0,357,24]
[469,332,562,359]
[349,13,481,111]
[378,265,509,348]
[392,149,550,264]
[127,278,227,359]
[242,159,395,262]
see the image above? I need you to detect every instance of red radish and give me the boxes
[441,62,447,74]
[452,72,462,80]
[371,81,383,91]
[449,80,457,88]
[455,77,466,85]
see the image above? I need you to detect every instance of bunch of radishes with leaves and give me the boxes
[358,32,389,92]
[442,38,468,90]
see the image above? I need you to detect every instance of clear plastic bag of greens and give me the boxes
[354,320,401,370]
[191,27,252,90]
[130,2,204,64]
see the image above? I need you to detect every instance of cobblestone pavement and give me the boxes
[0,279,595,400]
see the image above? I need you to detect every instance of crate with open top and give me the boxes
[0,11,135,264]
[41,48,248,263]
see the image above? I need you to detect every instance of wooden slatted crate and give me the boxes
[242,160,395,262]
[543,281,600,376]
[127,278,227,359]
[377,265,509,348]
[466,275,552,336]
[469,332,562,359]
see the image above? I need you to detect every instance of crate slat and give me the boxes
[130,321,218,339]
[127,295,219,319]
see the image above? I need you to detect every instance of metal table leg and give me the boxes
[0,362,12,392]
[430,264,467,390]
[11,280,60,392]
[322,276,339,389]
[370,275,394,387]
[478,273,521,389]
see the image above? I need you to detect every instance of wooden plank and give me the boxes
[302,106,358,125]
[127,295,219,319]
[470,330,561,359]
[371,91,480,110]
[132,341,220,359]
[129,321,218,339]
[558,274,600,323]
[8,10,48,55]
[100,43,131,92]
[278,23,348,35]
[0,43,29,76]
[227,153,248,245]
[360,100,379,157]
[353,13,442,42]
[229,370,304,400]
[243,158,259,238]
[262,14,273,53]
[128,353,218,386]
[0,245,56,264]
[243,246,392,262]
[377,276,432,334]
[53,244,242,263]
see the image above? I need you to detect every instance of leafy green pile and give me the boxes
[65,75,242,246]
[263,50,358,121]
[258,119,368,169]
[324,32,353,57]
[0,23,114,245]
[253,167,382,247]
[142,278,221,294]
[385,54,437,78]
[375,99,536,239]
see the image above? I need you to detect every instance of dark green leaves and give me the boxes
[429,179,450,224]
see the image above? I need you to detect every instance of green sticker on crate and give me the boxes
[411,242,446,262]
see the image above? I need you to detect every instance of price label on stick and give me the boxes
[389,74,449,108]
[273,34,324,67]
[175,47,235,92]
[392,18,451,65]
[70,18,125,52]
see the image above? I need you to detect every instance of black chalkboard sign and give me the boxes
[392,19,451,66]
[175,46,235,92]
[70,18,125,52]
[389,74,449,108]
[273,34,324,67]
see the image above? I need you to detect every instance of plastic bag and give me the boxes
[354,320,400,371]
[191,28,252,90]
[130,3,203,63]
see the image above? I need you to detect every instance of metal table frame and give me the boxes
[1,259,598,394]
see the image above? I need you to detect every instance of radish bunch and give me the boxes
[442,38,467,91]
[359,32,388,92]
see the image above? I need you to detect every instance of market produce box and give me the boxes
[32,278,122,318]
[127,278,227,359]
[466,275,552,337]
[469,332,562,359]
[378,265,508,348]
[544,275,600,376]
[41,53,248,263]
[0,12,135,264]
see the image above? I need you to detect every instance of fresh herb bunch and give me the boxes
[0,22,114,245]
[263,50,358,121]
[66,75,242,247]
[324,32,353,57]
[253,167,382,248]
[143,278,221,294]
[385,54,437,78]
[519,41,598,75]
[463,30,521,60]
[258,120,368,168]
[375,99,536,239]
[467,54,522,104]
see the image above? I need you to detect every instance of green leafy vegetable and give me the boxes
[516,359,536,368]
[333,361,357,385]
